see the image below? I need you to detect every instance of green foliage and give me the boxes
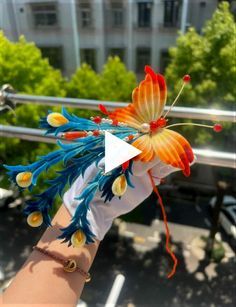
[66,63,101,119]
[66,63,100,99]
[165,2,235,149]
[0,32,65,96]
[66,56,137,119]
[67,56,137,103]
[99,56,137,102]
[0,32,65,192]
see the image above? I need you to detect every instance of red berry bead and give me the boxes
[93,116,102,124]
[128,135,134,141]
[93,130,100,136]
[150,120,158,131]
[112,119,118,126]
[213,124,223,133]
[183,75,191,83]
[156,117,167,128]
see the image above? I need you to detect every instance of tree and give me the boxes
[99,56,137,102]
[66,63,101,119]
[67,57,137,103]
[165,2,235,149]
[0,32,65,189]
[66,63,100,100]
[0,32,65,97]
[66,57,137,119]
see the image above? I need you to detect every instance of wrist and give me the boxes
[36,205,100,272]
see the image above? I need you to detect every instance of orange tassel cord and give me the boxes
[148,170,178,278]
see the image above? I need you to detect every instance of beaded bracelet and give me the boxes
[33,246,91,282]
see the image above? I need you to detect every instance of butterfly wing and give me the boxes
[132,134,156,162]
[109,66,167,128]
[132,128,194,176]
[150,129,194,177]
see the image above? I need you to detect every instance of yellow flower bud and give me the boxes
[27,211,43,227]
[71,229,86,248]
[112,174,127,196]
[47,112,68,127]
[16,172,32,188]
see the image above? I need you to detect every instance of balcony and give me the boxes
[0,89,235,306]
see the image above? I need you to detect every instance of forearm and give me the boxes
[2,205,99,306]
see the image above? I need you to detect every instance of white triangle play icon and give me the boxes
[105,131,142,173]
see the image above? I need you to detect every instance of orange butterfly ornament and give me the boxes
[109,66,222,177]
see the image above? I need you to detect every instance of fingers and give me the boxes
[131,157,161,176]
[151,163,180,179]
[63,162,100,216]
[151,155,197,179]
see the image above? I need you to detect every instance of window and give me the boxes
[164,0,179,28]
[138,2,152,28]
[136,48,151,73]
[40,46,63,70]
[79,2,92,28]
[81,49,96,70]
[108,48,125,62]
[111,2,123,27]
[31,3,58,27]
[160,50,170,73]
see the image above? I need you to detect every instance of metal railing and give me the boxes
[0,125,235,169]
[0,91,235,169]
[3,92,235,122]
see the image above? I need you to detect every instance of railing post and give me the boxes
[0,84,16,114]
[206,181,229,258]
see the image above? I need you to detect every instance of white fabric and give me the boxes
[63,158,181,241]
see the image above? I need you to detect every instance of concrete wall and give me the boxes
[1,0,219,76]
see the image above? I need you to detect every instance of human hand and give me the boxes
[63,158,182,241]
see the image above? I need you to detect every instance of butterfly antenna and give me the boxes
[163,75,191,119]
[166,122,223,133]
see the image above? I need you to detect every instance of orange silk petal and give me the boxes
[109,104,142,130]
[132,135,155,162]
[150,129,194,177]
[109,66,167,127]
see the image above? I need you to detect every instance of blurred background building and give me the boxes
[0,0,225,76]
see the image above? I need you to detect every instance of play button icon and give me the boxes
[105,131,142,173]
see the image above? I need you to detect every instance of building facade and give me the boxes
[1,0,221,76]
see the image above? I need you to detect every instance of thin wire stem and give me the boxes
[163,82,186,119]
[166,123,213,129]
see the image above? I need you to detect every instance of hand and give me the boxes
[63,158,182,241]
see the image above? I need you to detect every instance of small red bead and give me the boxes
[128,135,134,140]
[122,160,130,172]
[156,117,167,128]
[183,75,191,83]
[150,120,159,131]
[93,130,100,136]
[93,116,102,124]
[213,124,223,132]
[112,119,118,126]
